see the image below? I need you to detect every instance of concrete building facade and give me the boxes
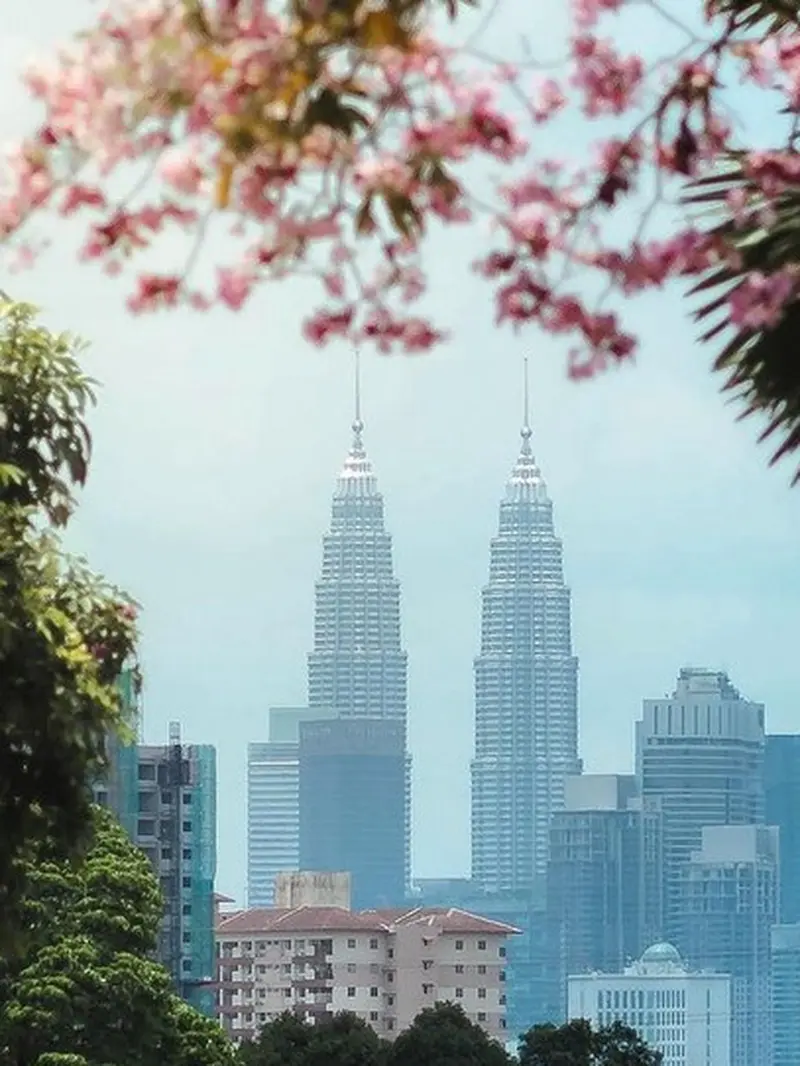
[216,904,518,1043]
[568,942,731,1066]
[636,667,765,934]
[675,825,779,1066]
[547,774,663,1017]
[772,923,800,1066]
[766,735,800,925]
[299,717,406,909]
[247,706,334,907]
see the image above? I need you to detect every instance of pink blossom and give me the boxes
[159,148,205,195]
[729,270,796,330]
[217,266,254,310]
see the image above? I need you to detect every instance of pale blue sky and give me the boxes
[4,2,800,902]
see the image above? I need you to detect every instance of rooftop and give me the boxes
[217,904,521,937]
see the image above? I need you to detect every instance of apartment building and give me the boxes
[216,903,517,1043]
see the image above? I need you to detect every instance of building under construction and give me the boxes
[95,679,217,1016]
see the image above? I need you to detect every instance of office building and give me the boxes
[766,735,800,924]
[636,667,765,932]
[471,369,580,898]
[568,942,731,1066]
[772,923,800,1066]
[547,774,663,1017]
[216,900,518,1042]
[299,717,406,909]
[247,706,334,907]
[306,377,410,888]
[675,824,778,1066]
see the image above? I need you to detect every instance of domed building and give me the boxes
[567,943,731,1066]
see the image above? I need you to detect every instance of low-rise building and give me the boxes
[568,942,731,1066]
[216,902,518,1043]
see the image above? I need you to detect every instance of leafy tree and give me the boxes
[6,2,800,473]
[0,298,139,946]
[0,806,234,1066]
[387,1003,511,1066]
[240,1010,385,1066]
[519,1019,662,1066]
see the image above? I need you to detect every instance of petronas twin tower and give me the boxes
[307,362,579,901]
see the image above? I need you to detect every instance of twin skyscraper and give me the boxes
[247,359,579,912]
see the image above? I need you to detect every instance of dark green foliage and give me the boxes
[388,1003,511,1066]
[0,806,233,1066]
[240,1011,386,1066]
[519,1019,662,1066]
[0,298,139,948]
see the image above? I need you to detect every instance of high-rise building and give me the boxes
[636,667,765,933]
[134,723,218,1016]
[675,825,779,1066]
[471,369,580,897]
[299,717,406,909]
[97,718,217,1015]
[247,706,334,906]
[766,735,800,924]
[547,774,663,1017]
[771,924,800,1066]
[306,376,410,887]
[568,942,731,1066]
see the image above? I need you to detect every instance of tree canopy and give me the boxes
[239,1011,386,1066]
[0,298,139,947]
[519,1020,663,1066]
[3,2,800,475]
[0,805,234,1066]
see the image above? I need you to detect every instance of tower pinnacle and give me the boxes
[352,348,364,453]
[521,354,532,453]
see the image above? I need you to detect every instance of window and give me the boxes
[138,819,155,837]
[387,1020,395,1032]
[183,848,192,860]
[478,1012,487,1022]
[455,988,464,999]
[96,790,109,806]
[455,940,464,951]
[182,820,192,832]
[347,987,356,998]
[422,960,433,970]
[370,987,378,998]
[478,964,486,975]
[499,970,506,982]
[182,960,192,972]
[161,848,172,860]
[478,988,486,999]
[370,1012,379,1022]
[183,932,192,943]
[347,963,357,974]
[499,946,506,957]
[387,972,394,983]
[347,938,357,949]
[370,938,379,949]
[422,983,433,995]
[477,940,486,951]
[388,948,394,959]
[182,876,191,888]
[388,996,395,1007]
[183,792,192,804]
[138,763,156,781]
[455,965,464,974]
[243,942,253,952]
[500,1019,506,1029]
[182,904,191,916]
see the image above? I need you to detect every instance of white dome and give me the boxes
[641,942,682,964]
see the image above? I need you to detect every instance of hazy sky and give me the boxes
[4,2,800,902]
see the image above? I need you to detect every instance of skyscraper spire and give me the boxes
[521,353,532,453]
[352,348,364,455]
[471,374,579,896]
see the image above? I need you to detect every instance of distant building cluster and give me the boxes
[97,366,800,1066]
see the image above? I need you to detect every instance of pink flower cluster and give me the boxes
[0,0,799,365]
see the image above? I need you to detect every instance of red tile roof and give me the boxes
[217,904,521,937]
[217,905,390,935]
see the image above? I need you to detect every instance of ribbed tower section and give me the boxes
[307,403,410,886]
[471,408,580,898]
